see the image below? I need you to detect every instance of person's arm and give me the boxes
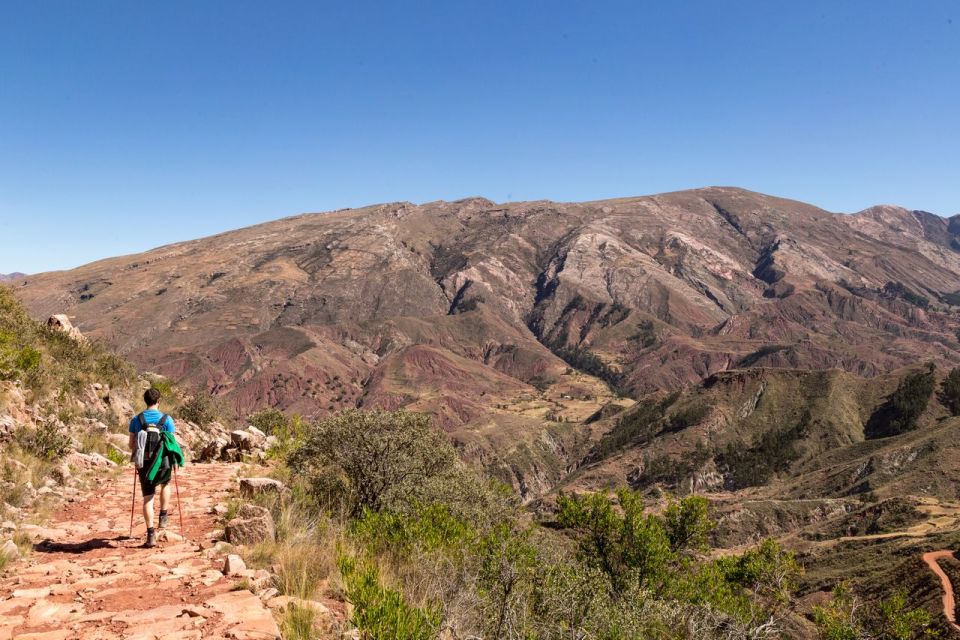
[128,416,138,453]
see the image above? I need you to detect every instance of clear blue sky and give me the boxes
[1,1,958,274]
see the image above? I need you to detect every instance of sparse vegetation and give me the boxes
[883,281,930,310]
[0,286,135,393]
[552,345,625,394]
[938,366,960,416]
[258,409,815,638]
[14,424,72,460]
[866,364,936,438]
[717,413,809,488]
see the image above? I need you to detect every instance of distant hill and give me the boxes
[0,272,26,282]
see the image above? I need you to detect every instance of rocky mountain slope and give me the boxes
[0,274,25,282]
[10,187,960,497]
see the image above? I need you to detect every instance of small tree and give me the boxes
[288,410,459,517]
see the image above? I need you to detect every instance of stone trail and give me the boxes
[0,463,281,640]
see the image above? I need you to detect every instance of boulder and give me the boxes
[47,314,85,342]
[106,433,130,450]
[223,554,246,576]
[51,462,71,485]
[197,437,228,462]
[66,452,115,468]
[225,505,276,545]
[230,430,254,451]
[105,392,133,422]
[0,539,19,560]
[239,478,288,500]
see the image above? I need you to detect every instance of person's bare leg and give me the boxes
[159,483,171,513]
[142,494,155,529]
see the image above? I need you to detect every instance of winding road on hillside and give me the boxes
[923,551,960,634]
[0,463,280,640]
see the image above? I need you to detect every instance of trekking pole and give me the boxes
[173,465,185,539]
[129,466,137,539]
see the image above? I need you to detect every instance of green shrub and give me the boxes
[179,391,220,426]
[105,447,128,466]
[813,583,936,640]
[289,410,460,517]
[338,553,441,639]
[557,489,674,594]
[351,504,474,559]
[249,407,289,435]
[13,346,41,372]
[15,425,72,460]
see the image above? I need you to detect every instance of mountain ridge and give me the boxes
[11,186,960,498]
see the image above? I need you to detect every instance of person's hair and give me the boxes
[144,388,162,407]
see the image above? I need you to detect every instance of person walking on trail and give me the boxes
[128,388,184,548]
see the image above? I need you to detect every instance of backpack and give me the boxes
[133,412,170,478]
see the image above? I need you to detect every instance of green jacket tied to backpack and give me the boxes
[147,430,185,484]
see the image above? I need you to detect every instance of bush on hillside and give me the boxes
[288,410,462,517]
[249,407,289,435]
[179,390,221,426]
[15,425,72,460]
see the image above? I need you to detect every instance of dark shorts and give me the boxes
[138,468,168,497]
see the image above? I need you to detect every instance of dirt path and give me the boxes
[923,550,960,633]
[0,463,281,640]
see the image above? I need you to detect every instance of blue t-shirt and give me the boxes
[129,408,176,434]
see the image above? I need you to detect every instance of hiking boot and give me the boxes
[144,528,157,548]
[158,512,169,530]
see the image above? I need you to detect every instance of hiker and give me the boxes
[128,388,184,548]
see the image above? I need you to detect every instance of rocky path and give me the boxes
[923,551,960,634]
[0,463,281,640]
